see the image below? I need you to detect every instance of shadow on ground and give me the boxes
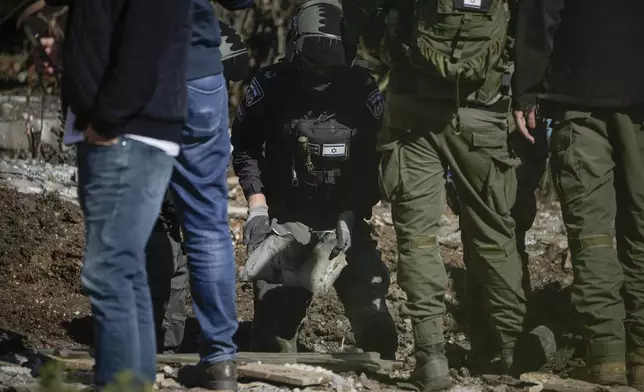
[61,317,258,354]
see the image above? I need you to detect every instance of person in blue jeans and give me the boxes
[40,0,251,388]
[172,0,253,390]
[39,0,192,388]
[146,19,251,356]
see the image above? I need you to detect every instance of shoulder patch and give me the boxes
[244,77,265,107]
[365,89,385,120]
[235,103,246,122]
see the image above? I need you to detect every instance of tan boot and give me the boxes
[570,362,627,386]
[628,347,644,391]
[630,366,644,391]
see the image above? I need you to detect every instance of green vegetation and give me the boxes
[37,361,155,392]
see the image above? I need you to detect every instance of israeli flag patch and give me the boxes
[366,89,385,120]
[464,0,482,7]
[322,144,347,157]
[244,77,265,107]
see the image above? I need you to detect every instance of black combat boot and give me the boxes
[409,343,452,391]
[505,325,557,377]
[178,360,237,391]
[250,282,311,353]
[354,312,399,360]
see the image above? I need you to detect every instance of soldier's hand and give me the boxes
[335,210,355,255]
[243,204,271,252]
[513,108,537,144]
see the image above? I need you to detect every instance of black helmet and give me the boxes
[285,0,354,68]
[219,20,249,82]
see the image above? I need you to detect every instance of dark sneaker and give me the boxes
[178,360,237,391]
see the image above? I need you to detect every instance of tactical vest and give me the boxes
[288,113,356,207]
[373,0,512,106]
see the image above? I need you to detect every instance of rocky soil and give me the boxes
[0,154,598,392]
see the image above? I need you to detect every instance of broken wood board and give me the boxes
[237,363,329,387]
[37,349,400,374]
[520,372,639,392]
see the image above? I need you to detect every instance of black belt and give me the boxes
[463,97,511,114]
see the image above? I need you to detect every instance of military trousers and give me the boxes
[145,226,188,353]
[250,221,398,359]
[548,103,644,364]
[378,91,527,352]
[462,119,549,361]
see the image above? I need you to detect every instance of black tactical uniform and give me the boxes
[231,56,398,358]
[145,190,188,353]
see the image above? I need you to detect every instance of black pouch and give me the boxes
[294,116,355,168]
[453,0,492,13]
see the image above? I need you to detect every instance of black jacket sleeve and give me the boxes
[349,74,384,219]
[217,0,254,11]
[231,74,269,200]
[511,0,565,110]
[89,0,192,137]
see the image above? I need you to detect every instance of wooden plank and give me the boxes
[36,349,400,374]
[38,353,94,371]
[237,363,329,387]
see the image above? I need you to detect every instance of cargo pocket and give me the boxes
[377,128,404,203]
[549,120,587,203]
[470,130,518,218]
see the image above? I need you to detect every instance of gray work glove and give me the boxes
[243,205,271,253]
[334,210,355,255]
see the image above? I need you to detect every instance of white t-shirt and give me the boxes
[63,108,179,157]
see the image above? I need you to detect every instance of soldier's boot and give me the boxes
[250,282,311,353]
[409,343,452,391]
[627,347,644,390]
[353,312,398,360]
[466,328,503,375]
[502,325,557,377]
[571,363,627,386]
[570,343,626,386]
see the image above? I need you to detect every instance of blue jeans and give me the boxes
[170,72,238,364]
[77,138,174,386]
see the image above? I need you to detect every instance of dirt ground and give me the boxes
[0,185,584,386]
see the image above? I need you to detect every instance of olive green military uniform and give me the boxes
[463,118,549,368]
[547,103,644,379]
[379,63,527,360]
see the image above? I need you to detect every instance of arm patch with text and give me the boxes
[365,89,385,120]
[243,77,265,107]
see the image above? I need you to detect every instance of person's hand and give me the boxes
[334,210,355,254]
[243,203,271,252]
[513,108,537,144]
[85,126,119,146]
[38,37,59,75]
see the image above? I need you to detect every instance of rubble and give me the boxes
[0,157,584,392]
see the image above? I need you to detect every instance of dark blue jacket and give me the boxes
[189,0,254,81]
[59,0,193,142]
